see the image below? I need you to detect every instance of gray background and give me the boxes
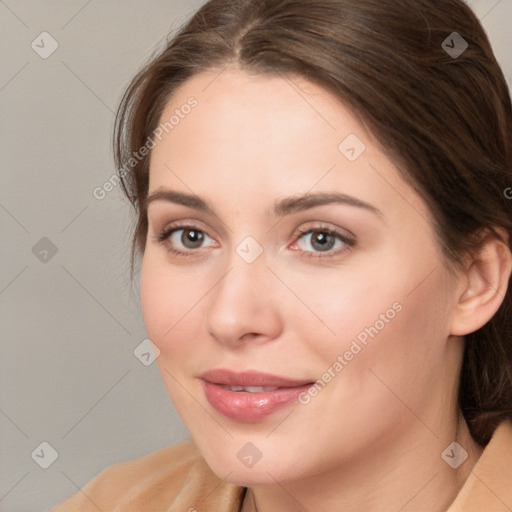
[0,1,511,511]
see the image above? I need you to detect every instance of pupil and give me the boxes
[312,232,335,251]
[183,229,204,248]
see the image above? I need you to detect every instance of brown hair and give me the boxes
[114,0,512,445]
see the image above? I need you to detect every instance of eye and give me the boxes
[171,228,210,249]
[291,227,354,257]
[153,224,217,256]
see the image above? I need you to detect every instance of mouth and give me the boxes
[219,385,281,392]
[199,369,315,422]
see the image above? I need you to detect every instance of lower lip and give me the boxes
[202,381,312,422]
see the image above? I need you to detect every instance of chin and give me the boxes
[196,439,313,486]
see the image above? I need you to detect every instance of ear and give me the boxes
[450,230,512,336]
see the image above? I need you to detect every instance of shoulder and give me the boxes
[448,420,512,512]
[50,440,245,512]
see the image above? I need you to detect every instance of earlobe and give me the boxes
[450,233,512,336]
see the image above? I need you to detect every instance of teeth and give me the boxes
[226,385,279,392]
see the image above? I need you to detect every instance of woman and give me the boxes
[51,0,512,510]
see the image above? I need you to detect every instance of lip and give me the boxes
[200,369,313,388]
[200,369,314,422]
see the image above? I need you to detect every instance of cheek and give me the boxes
[140,259,205,413]
[276,257,407,350]
[337,273,453,408]
[290,253,450,380]
[140,256,204,353]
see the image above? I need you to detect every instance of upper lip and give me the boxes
[200,369,313,388]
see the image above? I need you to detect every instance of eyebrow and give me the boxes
[145,189,383,218]
[145,189,210,213]
[271,192,382,218]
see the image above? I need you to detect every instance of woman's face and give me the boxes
[141,69,464,485]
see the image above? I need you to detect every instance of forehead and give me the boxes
[151,68,364,166]
[147,68,428,223]
[168,68,350,126]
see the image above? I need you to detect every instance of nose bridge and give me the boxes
[210,246,267,319]
[215,233,268,301]
[204,241,281,345]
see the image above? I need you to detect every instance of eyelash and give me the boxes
[152,223,355,259]
[293,227,355,258]
[153,224,215,258]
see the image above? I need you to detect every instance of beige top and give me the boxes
[51,421,512,512]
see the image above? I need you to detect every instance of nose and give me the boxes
[204,255,283,348]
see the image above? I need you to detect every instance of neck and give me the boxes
[245,413,483,512]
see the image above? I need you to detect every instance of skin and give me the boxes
[140,68,511,512]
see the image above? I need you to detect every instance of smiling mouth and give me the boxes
[199,369,315,422]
